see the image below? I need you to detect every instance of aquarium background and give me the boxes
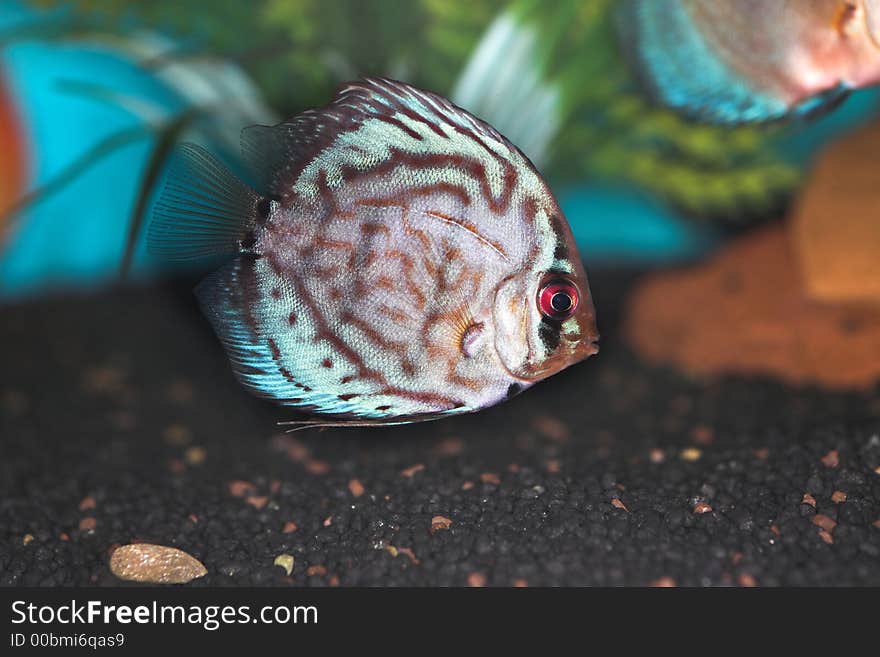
[2,0,880,298]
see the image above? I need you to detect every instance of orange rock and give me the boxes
[110,544,206,584]
[625,224,880,389]
[791,120,880,305]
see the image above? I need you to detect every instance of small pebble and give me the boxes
[801,493,817,507]
[305,459,330,475]
[831,490,847,503]
[651,577,677,587]
[162,423,191,446]
[246,496,268,510]
[79,517,97,531]
[22,534,34,546]
[738,573,757,587]
[467,572,487,587]
[818,529,834,544]
[401,463,425,478]
[78,496,96,511]
[228,480,256,497]
[274,554,295,576]
[110,544,206,584]
[348,479,365,497]
[431,515,453,533]
[693,502,712,514]
[480,472,501,485]
[821,450,840,468]
[282,521,299,533]
[611,498,629,512]
[680,448,702,462]
[533,416,570,442]
[184,446,206,465]
[812,514,837,532]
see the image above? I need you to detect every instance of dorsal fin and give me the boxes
[240,77,521,197]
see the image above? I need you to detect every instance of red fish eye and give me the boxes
[538,280,579,320]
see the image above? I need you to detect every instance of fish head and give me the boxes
[491,215,598,383]
[818,0,880,89]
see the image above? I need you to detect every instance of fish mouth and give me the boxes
[499,336,600,383]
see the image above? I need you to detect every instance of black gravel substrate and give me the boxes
[1,271,879,587]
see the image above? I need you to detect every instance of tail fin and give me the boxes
[148,143,262,261]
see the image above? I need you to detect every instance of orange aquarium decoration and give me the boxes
[0,70,27,247]
[791,119,880,306]
[625,224,880,390]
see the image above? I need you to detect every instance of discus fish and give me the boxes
[149,77,599,427]
[618,0,880,124]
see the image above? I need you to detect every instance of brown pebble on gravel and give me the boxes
[731,552,743,565]
[738,573,757,587]
[770,525,781,536]
[831,490,847,503]
[400,463,425,478]
[431,515,453,533]
[651,577,677,587]
[624,224,880,389]
[611,498,629,512]
[245,496,268,510]
[693,502,712,514]
[228,480,256,497]
[78,496,96,511]
[329,575,340,586]
[282,521,298,533]
[397,547,420,565]
[434,437,464,456]
[545,459,561,474]
[22,534,33,546]
[512,579,529,587]
[690,424,714,445]
[461,481,474,490]
[680,448,702,462]
[533,415,570,442]
[818,529,834,544]
[271,435,310,463]
[348,479,365,497]
[480,472,501,485]
[649,449,665,464]
[323,516,333,527]
[305,459,330,475]
[306,565,327,576]
[79,517,97,531]
[467,572,487,587]
[821,450,840,468]
[812,514,837,532]
[59,533,69,542]
[802,493,817,507]
[187,514,198,524]
[110,544,207,584]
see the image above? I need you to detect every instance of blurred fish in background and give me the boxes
[455,0,880,251]
[619,0,880,124]
[2,0,879,299]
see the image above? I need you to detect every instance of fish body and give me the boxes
[150,78,598,425]
[619,0,880,123]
